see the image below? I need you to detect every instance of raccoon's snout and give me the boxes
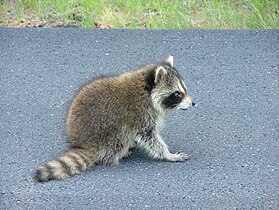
[176,97,195,110]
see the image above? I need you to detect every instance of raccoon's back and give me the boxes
[66,75,150,145]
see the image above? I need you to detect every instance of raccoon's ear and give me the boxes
[154,66,167,84]
[165,55,174,67]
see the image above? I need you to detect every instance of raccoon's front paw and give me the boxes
[166,152,191,162]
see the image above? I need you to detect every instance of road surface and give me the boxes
[0,29,278,209]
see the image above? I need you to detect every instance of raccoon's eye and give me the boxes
[173,91,183,98]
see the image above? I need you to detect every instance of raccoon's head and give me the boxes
[146,56,195,115]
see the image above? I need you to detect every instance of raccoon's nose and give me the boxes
[192,102,196,107]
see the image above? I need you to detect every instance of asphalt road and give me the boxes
[0,29,278,210]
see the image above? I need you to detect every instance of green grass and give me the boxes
[1,0,279,28]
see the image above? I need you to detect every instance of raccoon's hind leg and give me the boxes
[136,131,191,162]
[122,150,133,159]
[98,140,133,164]
[35,148,94,182]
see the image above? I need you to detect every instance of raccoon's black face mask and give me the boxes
[148,56,194,112]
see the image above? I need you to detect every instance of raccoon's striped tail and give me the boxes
[35,148,94,182]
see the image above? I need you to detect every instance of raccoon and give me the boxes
[35,56,195,182]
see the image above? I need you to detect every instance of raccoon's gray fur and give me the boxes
[35,56,194,182]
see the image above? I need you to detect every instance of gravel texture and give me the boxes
[0,29,278,209]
